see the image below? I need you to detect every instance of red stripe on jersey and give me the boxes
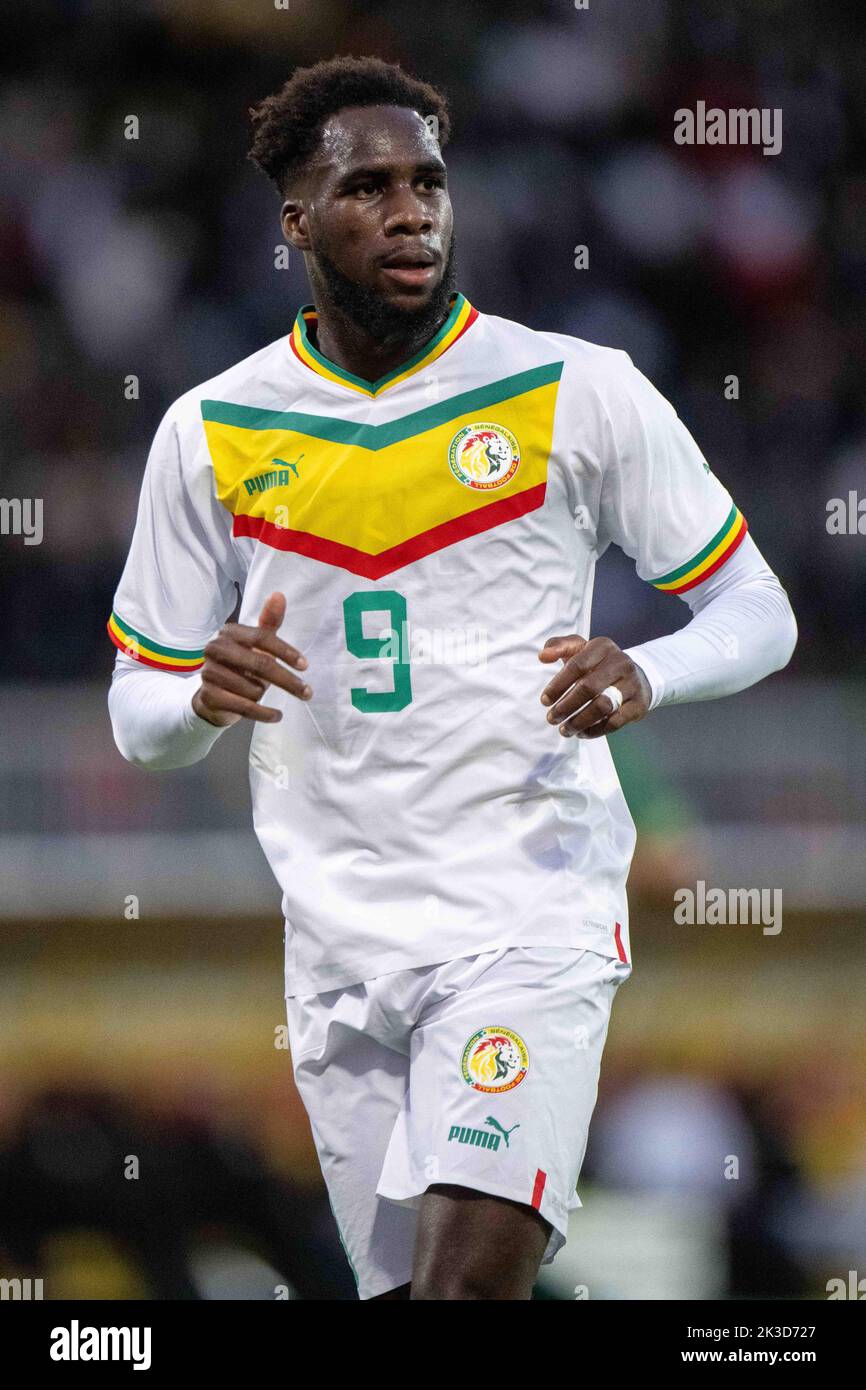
[531,1168,547,1211]
[614,921,628,963]
[452,303,479,343]
[232,483,547,579]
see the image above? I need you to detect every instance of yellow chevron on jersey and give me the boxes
[200,361,563,579]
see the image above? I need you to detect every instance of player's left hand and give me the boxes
[538,634,652,738]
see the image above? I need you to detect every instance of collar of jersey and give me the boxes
[289,292,478,397]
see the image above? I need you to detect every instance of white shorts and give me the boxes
[285,945,631,1300]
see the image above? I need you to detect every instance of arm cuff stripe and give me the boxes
[651,507,747,593]
[107,611,206,670]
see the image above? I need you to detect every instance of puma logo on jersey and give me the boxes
[484,1116,520,1148]
[243,455,303,496]
[446,1117,520,1152]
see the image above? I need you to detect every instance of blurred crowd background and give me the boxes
[1,0,864,1299]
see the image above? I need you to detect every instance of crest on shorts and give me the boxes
[461,1026,529,1093]
[448,422,520,490]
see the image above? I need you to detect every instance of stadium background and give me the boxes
[1,0,864,1299]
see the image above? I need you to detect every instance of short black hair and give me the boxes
[248,55,451,194]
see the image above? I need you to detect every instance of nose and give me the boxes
[382,183,433,238]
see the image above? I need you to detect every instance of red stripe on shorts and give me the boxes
[614,921,628,964]
[531,1168,547,1210]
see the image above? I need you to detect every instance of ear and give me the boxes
[281,199,310,252]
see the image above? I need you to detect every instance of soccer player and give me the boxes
[107,57,797,1300]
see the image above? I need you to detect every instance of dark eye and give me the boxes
[354,180,379,198]
[418,175,444,192]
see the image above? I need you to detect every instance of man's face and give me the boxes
[282,104,454,319]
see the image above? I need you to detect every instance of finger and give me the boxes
[547,659,636,726]
[204,636,312,699]
[222,623,307,670]
[542,639,628,711]
[557,688,623,735]
[569,704,634,739]
[200,659,267,703]
[540,636,614,706]
[546,672,616,725]
[209,633,311,692]
[197,687,284,724]
[538,634,588,667]
[258,590,287,631]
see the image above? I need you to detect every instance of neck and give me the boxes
[311,293,453,382]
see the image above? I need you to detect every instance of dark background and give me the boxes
[0,0,864,1301]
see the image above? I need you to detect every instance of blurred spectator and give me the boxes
[0,1085,355,1299]
[0,0,864,680]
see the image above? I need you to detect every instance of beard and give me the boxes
[310,231,457,346]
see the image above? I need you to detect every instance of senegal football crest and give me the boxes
[461,1026,529,1093]
[448,422,520,490]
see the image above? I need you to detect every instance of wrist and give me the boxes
[623,646,666,712]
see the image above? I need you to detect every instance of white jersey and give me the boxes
[109,293,747,993]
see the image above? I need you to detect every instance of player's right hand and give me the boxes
[192,591,311,727]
